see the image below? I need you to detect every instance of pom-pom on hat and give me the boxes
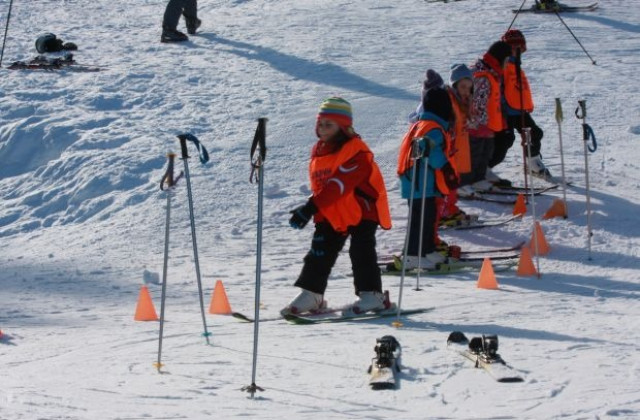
[449,63,473,86]
[317,97,353,130]
[422,69,445,98]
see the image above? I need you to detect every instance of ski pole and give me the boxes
[177,133,212,344]
[241,118,267,398]
[553,11,596,65]
[515,48,530,197]
[393,138,420,328]
[414,144,430,292]
[508,0,528,31]
[0,0,15,67]
[575,100,595,260]
[524,128,541,278]
[155,153,183,372]
[555,98,568,217]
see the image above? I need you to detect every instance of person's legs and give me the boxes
[163,0,186,30]
[348,221,382,295]
[294,223,347,295]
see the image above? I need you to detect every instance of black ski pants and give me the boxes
[294,221,382,296]
[459,136,495,186]
[163,0,197,30]
[490,112,544,168]
[407,197,437,257]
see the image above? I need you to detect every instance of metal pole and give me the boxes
[0,0,15,67]
[414,152,430,292]
[524,128,541,278]
[178,135,211,344]
[242,118,267,398]
[555,98,568,217]
[576,100,593,260]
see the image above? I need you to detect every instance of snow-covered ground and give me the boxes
[1,0,639,418]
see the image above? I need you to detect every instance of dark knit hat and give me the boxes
[421,69,445,97]
[422,86,453,123]
[502,29,527,53]
[487,41,513,65]
[449,63,473,86]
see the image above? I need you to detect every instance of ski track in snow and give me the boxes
[1,0,640,419]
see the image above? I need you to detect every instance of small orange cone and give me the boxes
[529,221,550,255]
[477,258,499,290]
[209,280,232,315]
[543,198,568,219]
[517,246,538,276]
[134,285,159,321]
[513,193,527,216]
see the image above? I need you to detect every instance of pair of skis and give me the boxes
[458,184,558,205]
[513,1,599,13]
[8,54,103,72]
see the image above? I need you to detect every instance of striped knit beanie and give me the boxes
[317,97,353,130]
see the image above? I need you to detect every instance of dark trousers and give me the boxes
[294,221,382,296]
[407,197,437,257]
[163,0,197,30]
[490,113,544,168]
[459,136,495,186]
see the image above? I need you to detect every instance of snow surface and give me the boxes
[1,0,639,419]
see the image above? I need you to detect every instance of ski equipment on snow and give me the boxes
[177,133,211,344]
[8,53,102,72]
[575,100,595,260]
[369,336,401,390]
[555,98,569,217]
[447,331,524,383]
[241,118,268,398]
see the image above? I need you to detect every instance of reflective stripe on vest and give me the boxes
[309,137,391,232]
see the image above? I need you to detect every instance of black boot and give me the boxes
[185,17,201,35]
[161,27,188,43]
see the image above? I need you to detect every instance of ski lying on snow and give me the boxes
[378,240,525,262]
[283,307,432,325]
[441,214,522,230]
[447,331,524,383]
[369,336,401,390]
[513,2,598,13]
[380,257,518,275]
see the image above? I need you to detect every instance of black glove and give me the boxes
[289,200,317,229]
[441,162,459,190]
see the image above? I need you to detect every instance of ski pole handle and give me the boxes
[177,133,210,164]
[250,118,268,164]
[575,99,587,120]
[555,98,563,124]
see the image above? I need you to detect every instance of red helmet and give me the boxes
[502,29,527,53]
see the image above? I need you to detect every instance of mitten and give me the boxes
[289,200,318,229]
[441,162,459,190]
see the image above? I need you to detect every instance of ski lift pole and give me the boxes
[553,11,596,65]
[507,0,528,32]
[555,98,568,216]
[242,118,267,398]
[524,128,541,277]
[0,0,14,67]
[393,138,421,328]
[575,100,596,260]
[177,133,212,344]
[155,153,183,372]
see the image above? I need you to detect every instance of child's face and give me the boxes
[456,79,473,103]
[317,118,340,141]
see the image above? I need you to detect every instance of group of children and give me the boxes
[277,30,550,317]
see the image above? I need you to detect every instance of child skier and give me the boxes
[397,70,459,270]
[281,97,392,316]
[487,29,551,182]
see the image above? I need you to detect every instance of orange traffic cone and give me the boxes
[477,258,499,290]
[517,246,538,276]
[529,221,550,255]
[513,193,527,216]
[209,280,232,315]
[543,198,568,219]
[134,285,159,321]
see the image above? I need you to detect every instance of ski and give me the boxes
[441,214,522,230]
[513,2,598,13]
[447,331,524,383]
[231,312,286,323]
[380,256,518,275]
[425,0,467,3]
[369,336,401,390]
[283,307,432,325]
[458,193,518,205]
[379,240,525,262]
[7,54,103,72]
[489,184,559,194]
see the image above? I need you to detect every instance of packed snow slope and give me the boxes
[1,0,639,419]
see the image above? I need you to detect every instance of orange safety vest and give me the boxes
[474,70,504,132]
[397,120,456,196]
[448,88,472,174]
[309,137,391,233]
[503,61,534,112]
